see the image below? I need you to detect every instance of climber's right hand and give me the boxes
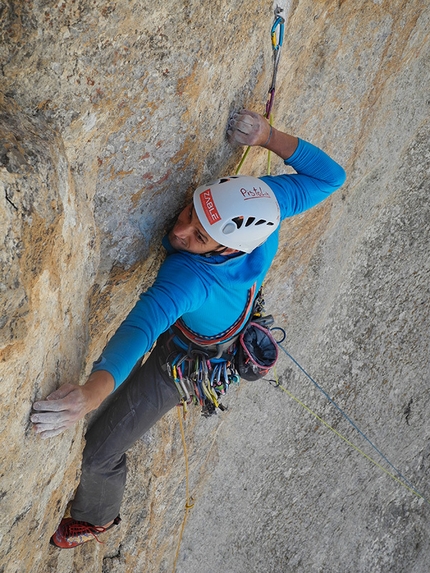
[227,109,271,147]
[31,371,114,439]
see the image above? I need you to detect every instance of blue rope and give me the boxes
[277,342,428,503]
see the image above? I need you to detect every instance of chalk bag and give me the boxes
[237,321,279,381]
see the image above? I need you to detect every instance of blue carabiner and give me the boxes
[210,364,218,387]
[271,15,285,51]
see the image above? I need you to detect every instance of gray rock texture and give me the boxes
[1,0,429,572]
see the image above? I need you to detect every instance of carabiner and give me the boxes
[266,7,285,118]
[271,7,285,49]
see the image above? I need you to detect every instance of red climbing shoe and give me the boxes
[50,515,121,548]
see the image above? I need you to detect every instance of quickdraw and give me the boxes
[236,5,285,176]
[166,349,239,417]
[265,6,285,120]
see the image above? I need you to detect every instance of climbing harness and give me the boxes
[165,289,277,417]
[236,5,285,176]
[174,283,257,346]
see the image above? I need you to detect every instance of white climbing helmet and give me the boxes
[193,175,280,253]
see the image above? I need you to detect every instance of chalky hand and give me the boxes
[227,109,271,147]
[31,384,90,439]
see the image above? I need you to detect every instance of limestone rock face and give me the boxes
[1,1,429,572]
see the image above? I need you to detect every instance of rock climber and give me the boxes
[31,109,346,548]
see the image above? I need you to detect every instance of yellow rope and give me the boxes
[266,113,273,175]
[235,145,251,175]
[273,369,428,503]
[172,404,195,573]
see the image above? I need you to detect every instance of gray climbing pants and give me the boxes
[71,336,179,526]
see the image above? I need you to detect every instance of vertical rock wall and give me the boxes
[1,1,429,572]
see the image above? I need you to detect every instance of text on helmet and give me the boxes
[240,186,271,200]
[200,189,221,225]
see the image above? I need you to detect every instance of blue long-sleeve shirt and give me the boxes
[92,139,346,389]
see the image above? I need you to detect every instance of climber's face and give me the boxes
[168,203,227,255]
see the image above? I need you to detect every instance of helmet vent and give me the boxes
[255,219,266,226]
[232,216,244,229]
[245,217,255,227]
